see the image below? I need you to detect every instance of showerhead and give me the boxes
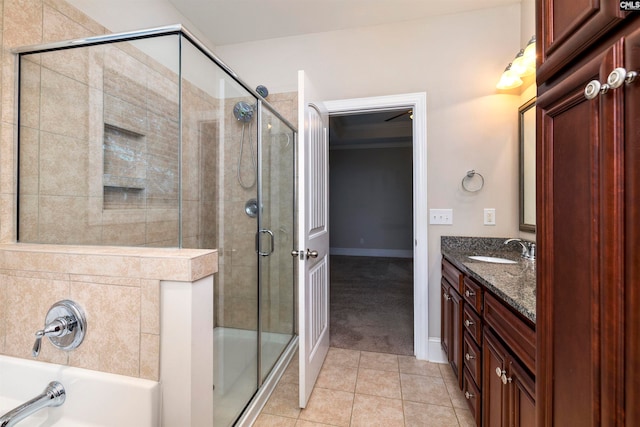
[233,101,254,123]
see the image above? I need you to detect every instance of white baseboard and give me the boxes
[330,247,413,258]
[428,337,448,364]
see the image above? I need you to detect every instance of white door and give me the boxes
[296,70,330,408]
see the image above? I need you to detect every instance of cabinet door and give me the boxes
[537,38,625,426]
[538,0,625,80]
[483,329,509,427]
[441,280,452,359]
[509,358,535,427]
[450,286,463,388]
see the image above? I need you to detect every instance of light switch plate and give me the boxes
[484,208,496,225]
[430,209,453,225]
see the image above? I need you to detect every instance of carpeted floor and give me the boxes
[330,255,414,356]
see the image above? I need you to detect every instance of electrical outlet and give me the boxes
[484,208,496,225]
[430,209,453,225]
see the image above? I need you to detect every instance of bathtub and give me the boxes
[0,355,160,426]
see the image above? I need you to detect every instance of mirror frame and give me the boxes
[519,97,536,233]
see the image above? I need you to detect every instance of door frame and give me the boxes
[324,92,431,360]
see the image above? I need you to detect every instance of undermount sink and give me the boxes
[468,255,517,264]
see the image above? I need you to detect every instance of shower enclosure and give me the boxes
[14,25,296,426]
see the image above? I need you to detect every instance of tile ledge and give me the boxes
[0,243,217,259]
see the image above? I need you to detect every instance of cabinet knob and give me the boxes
[464,319,474,327]
[464,289,475,297]
[443,292,451,301]
[495,367,505,377]
[607,67,638,89]
[584,80,609,99]
[465,352,475,361]
[501,372,512,385]
[464,391,474,400]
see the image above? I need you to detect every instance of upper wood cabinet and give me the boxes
[537,0,626,81]
[537,5,640,425]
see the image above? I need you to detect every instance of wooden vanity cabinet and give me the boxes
[537,6,640,425]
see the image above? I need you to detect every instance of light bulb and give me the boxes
[496,64,523,90]
[522,36,536,69]
[511,50,534,77]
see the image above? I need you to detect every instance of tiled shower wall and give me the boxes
[0,0,299,375]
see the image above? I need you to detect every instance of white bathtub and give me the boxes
[0,355,160,426]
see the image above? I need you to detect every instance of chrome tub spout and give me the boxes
[0,382,65,427]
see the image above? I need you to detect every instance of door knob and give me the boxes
[291,249,319,259]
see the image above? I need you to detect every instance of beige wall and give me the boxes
[214,5,525,337]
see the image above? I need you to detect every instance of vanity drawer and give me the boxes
[463,276,483,313]
[462,367,482,426]
[484,292,536,375]
[442,258,463,294]
[463,304,482,345]
[463,331,482,387]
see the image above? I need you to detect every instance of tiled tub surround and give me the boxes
[441,236,536,322]
[0,243,217,380]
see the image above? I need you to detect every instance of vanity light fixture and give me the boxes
[496,35,536,90]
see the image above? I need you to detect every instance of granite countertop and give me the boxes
[441,236,536,324]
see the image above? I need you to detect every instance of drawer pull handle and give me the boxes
[465,353,475,361]
[464,391,474,400]
[465,289,475,297]
[464,319,474,327]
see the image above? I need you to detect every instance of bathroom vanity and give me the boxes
[440,237,536,427]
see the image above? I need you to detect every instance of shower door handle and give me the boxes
[257,229,274,257]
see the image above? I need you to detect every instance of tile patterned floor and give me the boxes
[253,348,475,427]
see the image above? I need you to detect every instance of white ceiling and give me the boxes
[68,0,521,46]
[170,0,521,45]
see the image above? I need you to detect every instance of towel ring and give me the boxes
[462,170,484,192]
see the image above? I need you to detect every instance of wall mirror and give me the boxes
[519,97,536,233]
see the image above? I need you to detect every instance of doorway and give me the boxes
[328,110,414,355]
[324,92,430,360]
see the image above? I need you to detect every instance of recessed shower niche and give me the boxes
[15,25,297,427]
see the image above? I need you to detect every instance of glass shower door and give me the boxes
[258,104,296,382]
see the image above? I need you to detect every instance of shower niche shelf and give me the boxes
[103,123,148,209]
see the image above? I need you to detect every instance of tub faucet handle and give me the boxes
[31,300,86,358]
[32,316,75,357]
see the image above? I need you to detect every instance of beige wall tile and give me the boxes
[40,67,89,140]
[69,280,141,376]
[3,273,70,363]
[140,332,159,381]
[140,279,160,334]
[39,132,90,196]
[2,0,43,49]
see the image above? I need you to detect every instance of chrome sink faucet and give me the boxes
[0,382,65,427]
[504,238,536,261]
